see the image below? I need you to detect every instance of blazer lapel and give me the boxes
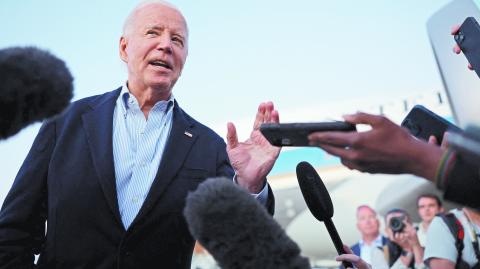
[131,104,198,226]
[82,88,123,226]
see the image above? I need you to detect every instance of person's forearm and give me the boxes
[405,140,444,182]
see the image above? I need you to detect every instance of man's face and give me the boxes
[417,197,442,223]
[119,4,188,94]
[356,207,380,238]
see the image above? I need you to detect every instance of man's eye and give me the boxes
[146,31,158,36]
[172,37,184,47]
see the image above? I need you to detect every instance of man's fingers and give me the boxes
[428,135,438,145]
[453,44,462,54]
[253,103,266,130]
[264,101,273,122]
[226,122,239,149]
[343,112,386,127]
[271,110,280,123]
[451,24,461,35]
[336,254,360,263]
[468,63,474,70]
[441,132,449,149]
[309,131,357,148]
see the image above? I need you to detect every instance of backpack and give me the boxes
[439,213,480,269]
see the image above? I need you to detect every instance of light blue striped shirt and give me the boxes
[113,86,174,229]
[112,85,269,229]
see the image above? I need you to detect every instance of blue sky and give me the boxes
[0,0,453,201]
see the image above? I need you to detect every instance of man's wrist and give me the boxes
[407,140,444,182]
[233,174,266,194]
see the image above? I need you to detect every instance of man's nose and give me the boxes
[156,34,173,54]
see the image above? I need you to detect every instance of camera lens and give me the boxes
[389,216,405,233]
[455,33,464,44]
[403,119,421,136]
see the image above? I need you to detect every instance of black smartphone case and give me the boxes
[454,17,480,78]
[401,105,461,144]
[260,122,356,147]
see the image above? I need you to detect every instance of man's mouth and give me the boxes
[149,60,172,70]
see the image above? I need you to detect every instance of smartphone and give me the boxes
[260,122,356,147]
[401,105,462,144]
[454,17,480,78]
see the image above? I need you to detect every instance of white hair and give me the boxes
[122,0,187,37]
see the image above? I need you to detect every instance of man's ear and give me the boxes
[119,36,128,63]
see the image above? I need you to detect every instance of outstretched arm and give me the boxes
[308,112,443,180]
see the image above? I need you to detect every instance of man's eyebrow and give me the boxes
[145,25,186,39]
[145,25,164,31]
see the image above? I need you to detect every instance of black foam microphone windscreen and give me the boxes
[296,161,353,268]
[183,178,310,269]
[0,46,73,139]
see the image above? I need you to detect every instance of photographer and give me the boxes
[385,209,425,269]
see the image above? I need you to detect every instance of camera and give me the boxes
[389,215,406,233]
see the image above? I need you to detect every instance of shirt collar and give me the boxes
[117,83,175,117]
[359,234,384,248]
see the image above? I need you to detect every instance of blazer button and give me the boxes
[124,251,132,257]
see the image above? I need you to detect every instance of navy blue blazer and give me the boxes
[350,235,388,256]
[0,88,274,269]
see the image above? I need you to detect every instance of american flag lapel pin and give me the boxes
[184,131,193,138]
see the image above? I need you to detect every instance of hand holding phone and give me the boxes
[454,17,480,78]
[260,122,356,147]
[401,105,461,144]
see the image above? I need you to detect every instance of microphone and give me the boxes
[296,161,353,268]
[0,46,74,139]
[183,177,310,269]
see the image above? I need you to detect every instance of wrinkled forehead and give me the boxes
[357,207,376,218]
[124,2,189,37]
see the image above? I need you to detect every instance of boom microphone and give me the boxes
[296,161,353,268]
[0,46,74,139]
[183,178,310,269]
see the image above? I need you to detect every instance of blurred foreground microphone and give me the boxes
[296,161,353,268]
[184,178,310,269]
[0,46,73,139]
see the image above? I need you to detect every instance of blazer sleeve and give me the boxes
[0,120,55,268]
[443,156,480,209]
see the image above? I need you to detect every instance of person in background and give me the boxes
[384,209,425,269]
[347,205,388,269]
[416,194,444,247]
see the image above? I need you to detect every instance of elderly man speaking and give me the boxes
[0,1,281,268]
